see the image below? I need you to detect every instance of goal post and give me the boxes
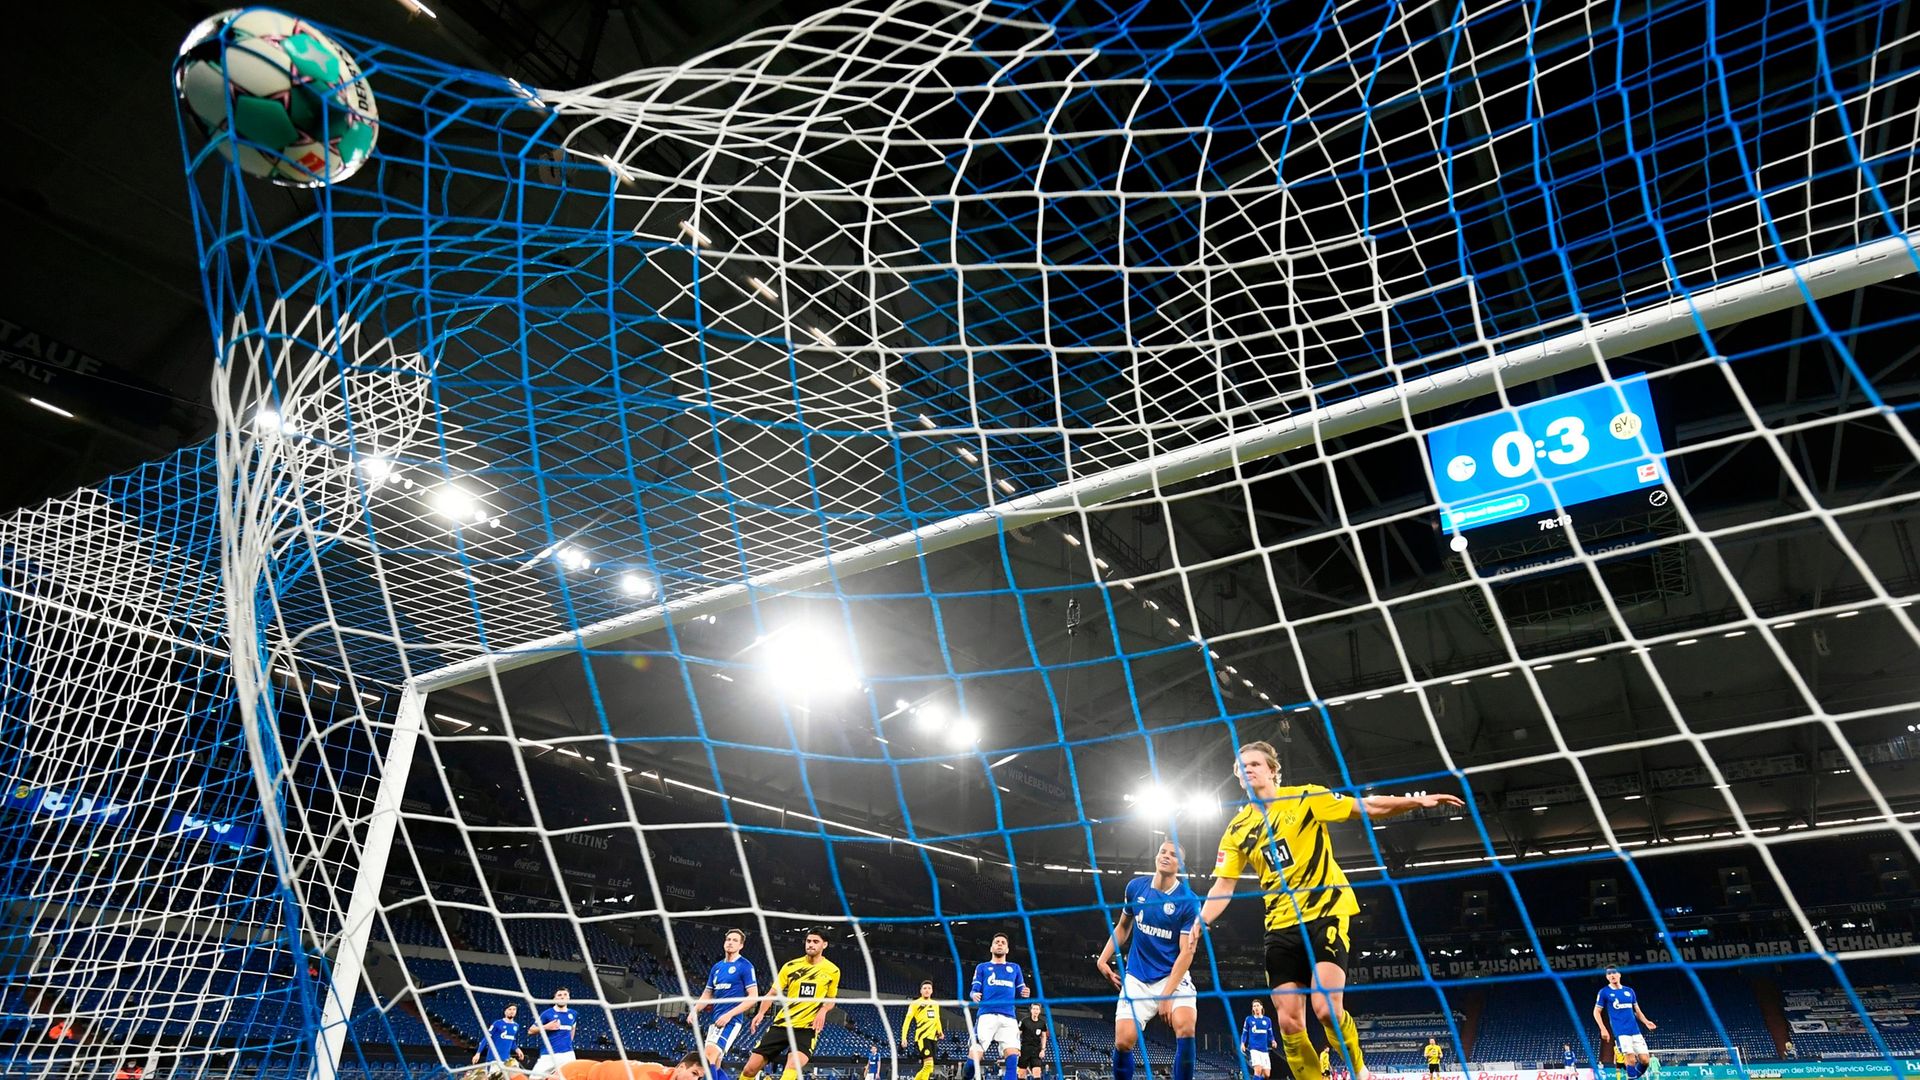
[411,228,1920,694]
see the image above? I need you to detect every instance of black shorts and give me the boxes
[1429,1065,1441,1074]
[1263,915,1352,988]
[1021,1045,1042,1064]
[915,1038,940,1062]
[753,1023,820,1062]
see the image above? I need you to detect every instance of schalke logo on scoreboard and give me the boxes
[3,783,259,845]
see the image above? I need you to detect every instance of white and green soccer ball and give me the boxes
[176,8,378,187]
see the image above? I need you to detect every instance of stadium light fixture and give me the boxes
[430,483,481,524]
[1132,785,1176,820]
[554,544,592,572]
[913,702,946,733]
[254,408,296,436]
[947,717,980,748]
[620,572,654,598]
[756,624,861,697]
[28,398,74,419]
[358,455,394,487]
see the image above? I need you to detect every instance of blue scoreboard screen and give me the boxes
[1426,378,1668,534]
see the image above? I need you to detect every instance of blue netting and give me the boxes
[14,0,1920,1078]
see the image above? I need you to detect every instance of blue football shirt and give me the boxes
[538,1005,576,1053]
[705,957,758,1010]
[1122,875,1200,983]
[1241,1015,1274,1052]
[971,961,1027,1017]
[1595,986,1641,1038]
[484,1017,519,1061]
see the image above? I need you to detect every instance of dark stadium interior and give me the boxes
[4,0,1920,1079]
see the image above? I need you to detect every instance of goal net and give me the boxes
[7,1,1920,1079]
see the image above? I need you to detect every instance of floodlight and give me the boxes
[1132,785,1176,820]
[758,624,860,696]
[430,483,481,523]
[358,455,394,486]
[620,572,654,598]
[255,408,295,436]
[947,717,980,748]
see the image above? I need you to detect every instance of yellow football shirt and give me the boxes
[1214,785,1360,931]
[771,955,841,1028]
[1425,1045,1444,1065]
[902,999,943,1043]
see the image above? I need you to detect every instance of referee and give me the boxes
[1017,1003,1048,1080]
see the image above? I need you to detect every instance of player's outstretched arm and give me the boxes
[1357,793,1464,819]
[1198,874,1237,929]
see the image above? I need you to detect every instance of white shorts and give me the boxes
[530,1052,576,1079]
[1249,1050,1272,1071]
[973,1013,1022,1053]
[1615,1035,1649,1057]
[1116,972,1197,1031]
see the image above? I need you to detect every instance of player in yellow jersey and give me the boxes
[741,929,841,1080]
[1319,1047,1332,1080]
[902,980,945,1080]
[1424,1039,1443,1075]
[1199,741,1463,1080]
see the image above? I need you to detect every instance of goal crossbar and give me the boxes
[415,230,1920,695]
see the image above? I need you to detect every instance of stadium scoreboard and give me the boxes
[1427,378,1668,535]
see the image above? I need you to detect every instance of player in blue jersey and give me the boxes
[1592,967,1658,1079]
[471,1003,525,1076]
[1563,1045,1577,1073]
[866,1042,884,1080]
[967,933,1031,1080]
[1097,842,1203,1080]
[1240,1001,1275,1079]
[691,929,761,1080]
[531,988,579,1079]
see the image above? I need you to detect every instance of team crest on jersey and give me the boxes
[1162,902,1175,915]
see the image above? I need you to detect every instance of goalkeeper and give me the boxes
[902,980,945,1080]
[558,1051,708,1080]
[1199,741,1464,1080]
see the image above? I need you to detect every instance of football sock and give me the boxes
[1322,1012,1366,1077]
[1283,1032,1325,1080]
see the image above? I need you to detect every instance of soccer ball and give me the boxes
[175,8,378,187]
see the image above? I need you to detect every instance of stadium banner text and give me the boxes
[2,783,259,845]
[1347,932,1916,983]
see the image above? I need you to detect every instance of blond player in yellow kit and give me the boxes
[1199,741,1463,1080]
